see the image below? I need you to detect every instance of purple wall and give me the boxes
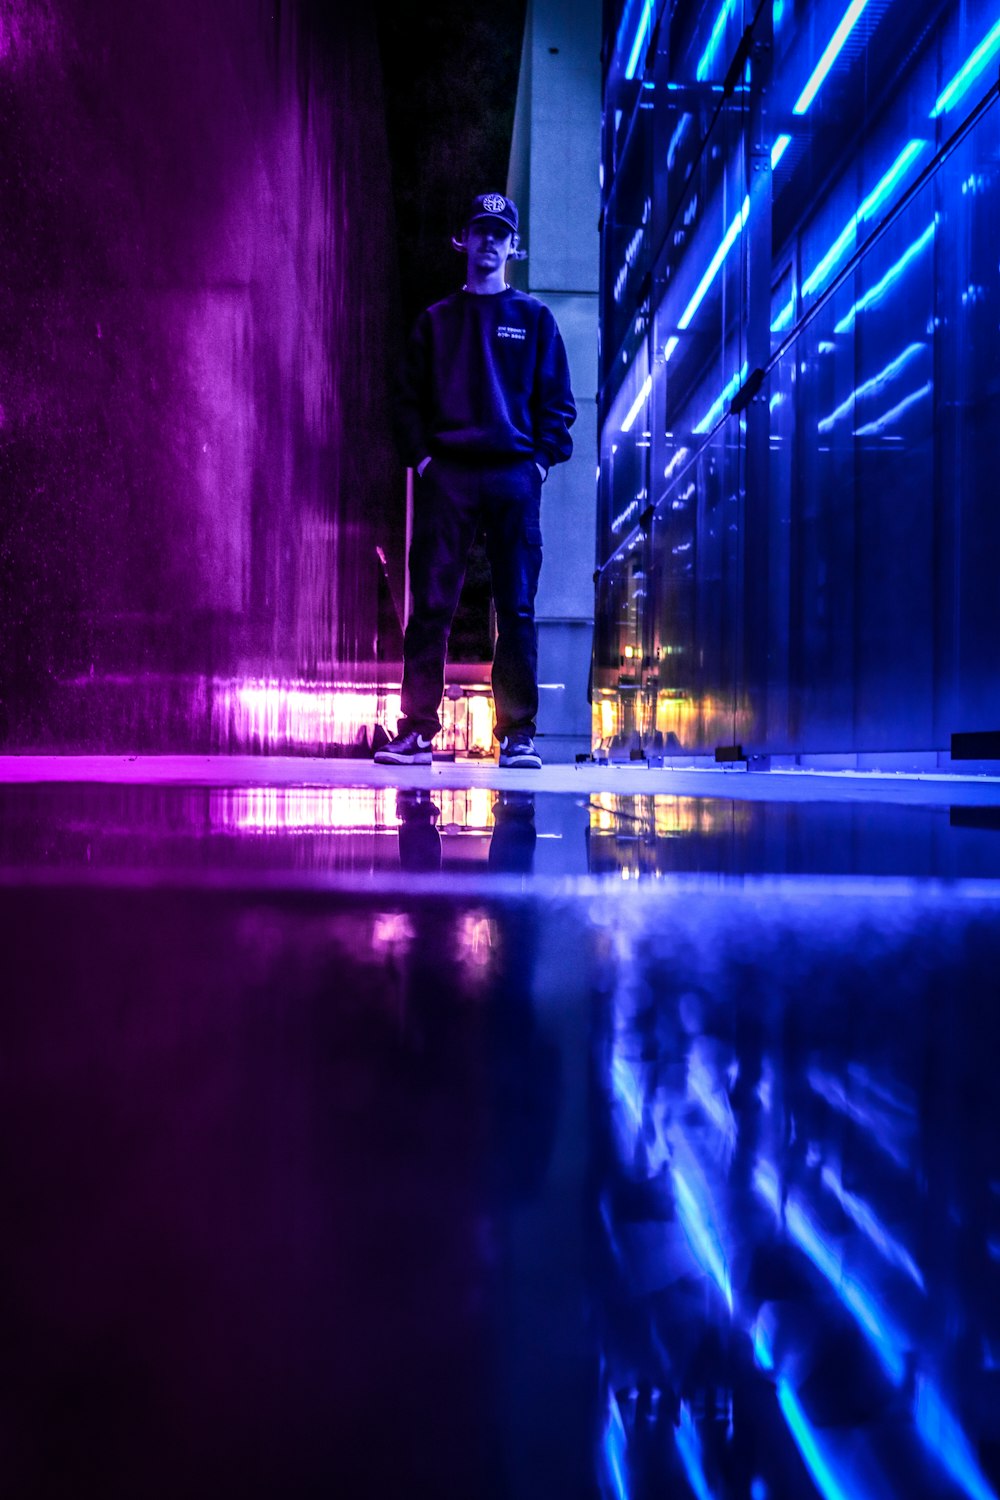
[0,0,402,752]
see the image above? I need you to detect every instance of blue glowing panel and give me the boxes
[599,0,1000,755]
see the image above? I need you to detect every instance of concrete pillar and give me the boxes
[508,0,601,762]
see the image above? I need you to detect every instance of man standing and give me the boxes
[375,192,576,769]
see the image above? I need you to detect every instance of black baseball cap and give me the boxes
[464,192,519,234]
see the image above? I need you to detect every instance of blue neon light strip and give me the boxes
[853,381,933,436]
[625,0,653,80]
[801,141,926,298]
[856,139,926,219]
[931,17,1000,117]
[665,196,750,362]
[771,133,791,168]
[834,219,937,332]
[793,0,870,114]
[818,342,925,431]
[694,361,748,433]
[696,0,739,82]
[621,373,653,433]
[771,296,794,332]
[801,219,859,299]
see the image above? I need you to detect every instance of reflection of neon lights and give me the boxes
[854,381,933,436]
[694,361,748,433]
[777,1379,858,1500]
[676,1404,715,1500]
[820,1164,925,1289]
[611,1053,645,1131]
[625,0,653,80]
[687,1049,737,1144]
[664,196,751,362]
[771,297,794,332]
[802,142,926,300]
[818,342,925,431]
[808,1068,910,1166]
[621,373,653,432]
[793,0,870,115]
[752,1315,775,1370]
[914,1374,1000,1500]
[785,1199,841,1283]
[834,220,937,333]
[753,1158,781,1213]
[373,913,415,950]
[602,1390,631,1500]
[215,786,400,833]
[786,1197,906,1384]
[213,785,499,836]
[696,0,739,82]
[931,18,1000,118]
[673,1159,734,1310]
[771,133,791,168]
[612,499,641,534]
[755,1162,907,1385]
[668,113,691,170]
[664,446,690,481]
[842,1276,907,1384]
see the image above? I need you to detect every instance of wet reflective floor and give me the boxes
[3,761,1000,1499]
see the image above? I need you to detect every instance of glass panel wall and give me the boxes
[597,0,1000,763]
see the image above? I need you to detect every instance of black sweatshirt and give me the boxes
[394,287,576,473]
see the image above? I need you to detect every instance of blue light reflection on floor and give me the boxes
[2,773,1000,1497]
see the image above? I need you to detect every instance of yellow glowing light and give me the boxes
[466,694,495,755]
[466,786,494,828]
[624,646,635,659]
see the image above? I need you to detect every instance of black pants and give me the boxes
[399,455,543,740]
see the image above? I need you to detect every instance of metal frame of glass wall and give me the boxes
[596,0,1000,764]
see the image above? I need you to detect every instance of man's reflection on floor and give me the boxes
[382,792,572,1494]
[396,789,537,875]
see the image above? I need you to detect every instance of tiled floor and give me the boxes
[3,756,1000,1498]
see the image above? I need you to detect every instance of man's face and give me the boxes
[466,218,513,271]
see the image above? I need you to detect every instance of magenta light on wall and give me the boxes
[211,680,401,755]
